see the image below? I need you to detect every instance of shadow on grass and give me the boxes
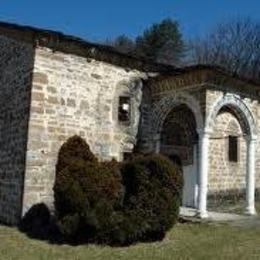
[18,203,168,247]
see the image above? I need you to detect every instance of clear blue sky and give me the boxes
[0,1,259,42]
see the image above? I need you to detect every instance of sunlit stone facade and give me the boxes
[0,22,259,224]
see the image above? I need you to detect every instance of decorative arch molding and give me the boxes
[205,94,257,138]
[151,92,204,135]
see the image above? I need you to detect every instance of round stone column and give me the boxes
[197,129,210,218]
[245,136,257,215]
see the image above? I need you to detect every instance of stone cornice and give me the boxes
[149,66,260,95]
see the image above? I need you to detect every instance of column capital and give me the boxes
[197,128,212,137]
[245,134,257,143]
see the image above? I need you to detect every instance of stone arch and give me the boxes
[152,94,202,207]
[205,94,257,138]
[151,92,204,136]
[159,104,198,166]
[196,94,257,217]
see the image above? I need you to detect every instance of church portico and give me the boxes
[204,93,257,217]
[143,73,259,218]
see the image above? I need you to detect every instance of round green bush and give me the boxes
[111,154,183,245]
[54,160,123,243]
[19,203,54,240]
[54,136,182,245]
[19,203,50,230]
[56,135,97,174]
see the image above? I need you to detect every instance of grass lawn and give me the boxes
[208,198,260,215]
[256,201,260,213]
[0,221,260,260]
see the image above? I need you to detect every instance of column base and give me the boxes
[245,207,257,216]
[196,210,208,219]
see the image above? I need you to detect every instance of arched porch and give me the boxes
[151,92,203,209]
[151,92,257,218]
[199,94,257,217]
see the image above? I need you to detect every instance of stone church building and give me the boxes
[0,21,259,224]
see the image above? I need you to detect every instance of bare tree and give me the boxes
[189,18,260,82]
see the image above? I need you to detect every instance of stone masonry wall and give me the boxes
[0,35,35,224]
[22,46,145,215]
[208,111,247,194]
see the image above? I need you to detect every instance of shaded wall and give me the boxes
[0,35,35,224]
